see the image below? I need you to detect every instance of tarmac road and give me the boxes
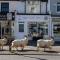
[0,45,60,60]
[0,54,60,60]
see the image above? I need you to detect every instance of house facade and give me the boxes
[14,0,52,39]
[0,0,59,41]
[0,1,15,39]
[49,0,60,41]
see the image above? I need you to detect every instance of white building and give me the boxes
[0,0,54,41]
[49,0,60,42]
[14,0,53,39]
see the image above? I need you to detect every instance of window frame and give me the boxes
[1,2,9,13]
[19,22,24,32]
[57,3,60,13]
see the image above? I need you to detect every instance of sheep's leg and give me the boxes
[21,45,24,51]
[16,48,18,51]
[49,46,52,51]
[44,47,46,52]
[15,46,18,51]
[0,45,1,50]
[44,45,47,52]
[1,45,3,51]
[9,46,11,51]
[21,47,23,51]
[10,46,12,52]
[10,46,14,53]
[10,46,16,53]
[37,43,40,51]
[37,46,40,51]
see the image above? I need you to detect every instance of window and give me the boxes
[26,1,40,14]
[1,3,9,13]
[53,24,60,34]
[57,3,60,12]
[19,22,24,32]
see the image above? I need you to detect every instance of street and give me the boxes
[0,54,60,60]
[0,46,59,60]
[0,45,60,60]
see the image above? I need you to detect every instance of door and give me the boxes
[18,22,25,39]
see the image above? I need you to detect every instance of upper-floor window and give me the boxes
[1,3,9,13]
[26,1,40,14]
[53,24,60,34]
[57,3,60,12]
[26,0,47,14]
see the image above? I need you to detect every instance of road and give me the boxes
[0,54,60,60]
[0,45,60,60]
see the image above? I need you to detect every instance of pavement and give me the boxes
[0,46,60,55]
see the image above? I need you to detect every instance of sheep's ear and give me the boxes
[24,35,27,37]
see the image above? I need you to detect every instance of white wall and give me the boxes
[14,17,26,39]
[14,15,50,39]
[9,1,25,13]
[0,1,49,14]
[47,0,51,14]
[0,1,25,13]
[41,2,46,14]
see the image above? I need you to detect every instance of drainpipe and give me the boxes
[48,16,53,38]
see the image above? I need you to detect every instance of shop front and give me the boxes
[28,22,48,40]
[15,15,51,40]
[52,17,60,41]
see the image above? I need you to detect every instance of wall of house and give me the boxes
[50,0,60,15]
[0,1,25,13]
[41,2,47,14]
[49,0,60,41]
[0,1,49,14]
[14,15,51,39]
[0,0,52,40]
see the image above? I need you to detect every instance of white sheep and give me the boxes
[0,37,7,50]
[11,36,28,51]
[37,38,54,51]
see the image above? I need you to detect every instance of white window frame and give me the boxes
[19,22,24,32]
[57,3,60,13]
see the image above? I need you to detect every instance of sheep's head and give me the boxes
[24,35,28,44]
[3,36,7,40]
[24,35,28,40]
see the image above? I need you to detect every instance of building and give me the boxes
[14,0,52,39]
[0,0,15,39]
[0,0,58,42]
[49,0,60,41]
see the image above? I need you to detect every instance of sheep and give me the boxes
[37,38,54,51]
[11,36,28,51]
[0,37,7,50]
